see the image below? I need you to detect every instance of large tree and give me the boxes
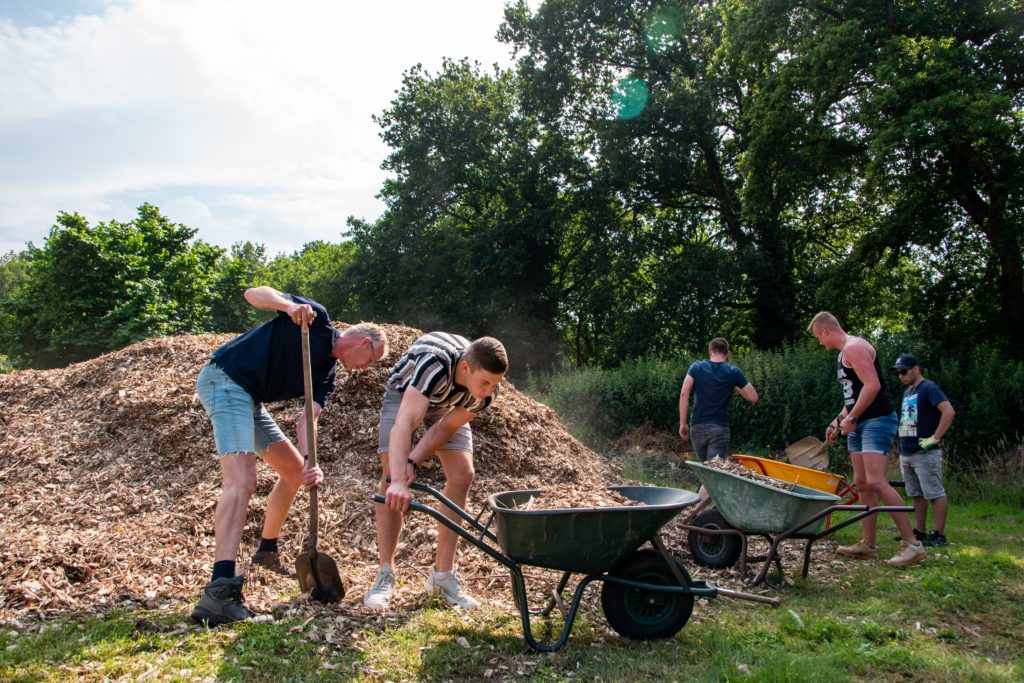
[851,0,1024,353]
[502,0,1023,355]
[502,0,868,350]
[349,59,568,370]
[3,205,223,367]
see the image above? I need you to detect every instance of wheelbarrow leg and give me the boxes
[538,571,573,619]
[802,538,816,579]
[650,535,689,589]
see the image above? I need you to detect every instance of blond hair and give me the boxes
[807,311,842,334]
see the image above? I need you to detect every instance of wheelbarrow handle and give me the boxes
[373,494,511,571]
[377,480,500,543]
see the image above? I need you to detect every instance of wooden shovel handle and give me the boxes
[301,321,319,550]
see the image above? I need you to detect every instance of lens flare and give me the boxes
[612,77,649,120]
[644,9,681,54]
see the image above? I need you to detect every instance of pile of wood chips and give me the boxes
[508,483,640,510]
[0,323,625,624]
[704,456,798,492]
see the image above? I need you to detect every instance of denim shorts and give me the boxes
[845,412,898,455]
[196,363,287,457]
[900,450,946,499]
[690,422,730,462]
[377,388,473,454]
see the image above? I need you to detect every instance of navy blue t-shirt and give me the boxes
[898,378,949,454]
[210,294,340,407]
[687,359,749,427]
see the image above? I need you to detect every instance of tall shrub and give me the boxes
[535,340,1024,467]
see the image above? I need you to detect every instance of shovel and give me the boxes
[294,320,345,603]
[784,436,830,471]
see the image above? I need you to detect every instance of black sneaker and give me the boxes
[251,550,292,576]
[895,528,927,543]
[191,576,255,625]
[924,530,947,547]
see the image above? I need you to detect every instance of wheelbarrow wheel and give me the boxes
[687,509,742,568]
[600,549,694,640]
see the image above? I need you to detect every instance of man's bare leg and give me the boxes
[434,449,474,572]
[214,452,259,563]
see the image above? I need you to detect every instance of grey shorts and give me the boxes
[690,422,730,462]
[195,363,287,457]
[377,388,473,454]
[899,450,946,499]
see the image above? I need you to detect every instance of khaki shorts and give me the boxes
[377,388,473,454]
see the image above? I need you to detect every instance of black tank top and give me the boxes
[837,345,895,421]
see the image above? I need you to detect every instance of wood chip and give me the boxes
[0,325,624,622]
[511,484,639,510]
[703,456,798,492]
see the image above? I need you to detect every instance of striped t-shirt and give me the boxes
[386,332,499,413]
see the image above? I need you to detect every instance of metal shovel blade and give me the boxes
[784,436,829,471]
[295,546,345,603]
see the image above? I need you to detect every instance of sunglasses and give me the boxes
[897,368,911,375]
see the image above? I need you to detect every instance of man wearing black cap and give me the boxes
[893,354,956,547]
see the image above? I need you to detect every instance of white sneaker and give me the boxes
[887,540,927,567]
[362,566,395,610]
[425,567,480,610]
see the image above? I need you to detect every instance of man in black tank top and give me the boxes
[808,312,926,567]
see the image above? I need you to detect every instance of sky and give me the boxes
[0,0,532,256]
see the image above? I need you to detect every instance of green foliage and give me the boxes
[208,241,268,333]
[1,205,224,367]
[0,249,32,300]
[264,240,358,322]
[494,0,1024,360]
[349,59,565,371]
[536,338,1024,465]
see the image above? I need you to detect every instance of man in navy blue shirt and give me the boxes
[893,354,956,547]
[679,338,758,499]
[192,286,388,625]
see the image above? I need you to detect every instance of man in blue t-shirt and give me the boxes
[192,286,388,625]
[893,354,956,548]
[679,338,759,498]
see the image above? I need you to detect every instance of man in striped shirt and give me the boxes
[363,332,508,611]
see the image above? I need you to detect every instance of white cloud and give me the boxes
[0,0,527,256]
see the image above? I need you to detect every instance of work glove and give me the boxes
[918,436,940,450]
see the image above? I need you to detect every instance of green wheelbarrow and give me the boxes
[376,482,778,652]
[682,462,913,585]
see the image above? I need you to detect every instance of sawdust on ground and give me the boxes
[0,326,849,630]
[0,325,629,623]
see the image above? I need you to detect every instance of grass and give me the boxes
[3,451,1022,682]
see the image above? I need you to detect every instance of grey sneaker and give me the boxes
[191,576,255,625]
[924,530,947,547]
[251,550,292,576]
[887,540,927,567]
[836,539,879,560]
[362,566,396,611]
[425,567,480,610]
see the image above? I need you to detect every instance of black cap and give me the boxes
[891,354,920,371]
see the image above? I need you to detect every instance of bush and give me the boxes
[532,339,1024,469]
